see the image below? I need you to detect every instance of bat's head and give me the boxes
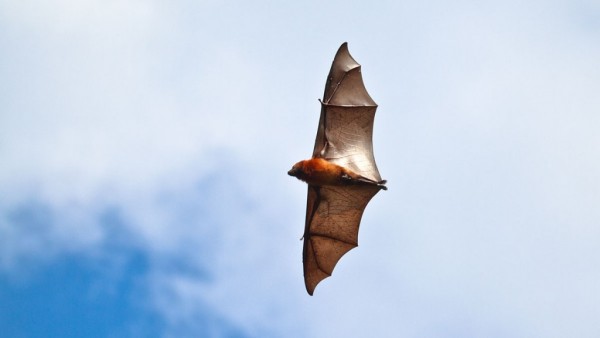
[287,161,307,182]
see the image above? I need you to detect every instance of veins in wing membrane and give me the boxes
[310,233,357,246]
[325,72,349,104]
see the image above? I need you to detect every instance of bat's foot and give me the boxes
[341,173,354,182]
[344,174,388,190]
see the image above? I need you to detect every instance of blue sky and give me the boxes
[1,0,599,337]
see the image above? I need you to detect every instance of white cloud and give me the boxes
[1,0,599,337]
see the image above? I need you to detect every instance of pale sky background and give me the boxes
[1,0,599,337]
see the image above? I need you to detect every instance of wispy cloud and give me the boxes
[1,0,599,337]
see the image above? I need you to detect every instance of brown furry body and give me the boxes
[288,158,386,189]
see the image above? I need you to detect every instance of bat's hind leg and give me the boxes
[376,179,388,190]
[359,176,387,190]
[342,173,388,190]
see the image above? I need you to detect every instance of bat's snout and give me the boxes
[288,161,307,180]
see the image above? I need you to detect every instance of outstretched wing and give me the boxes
[312,42,382,182]
[303,184,380,295]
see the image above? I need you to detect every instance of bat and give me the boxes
[288,42,386,295]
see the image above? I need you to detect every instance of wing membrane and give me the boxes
[312,43,382,182]
[303,184,381,295]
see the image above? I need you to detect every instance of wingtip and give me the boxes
[336,42,352,60]
[305,281,317,295]
[324,42,376,106]
[305,275,327,296]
